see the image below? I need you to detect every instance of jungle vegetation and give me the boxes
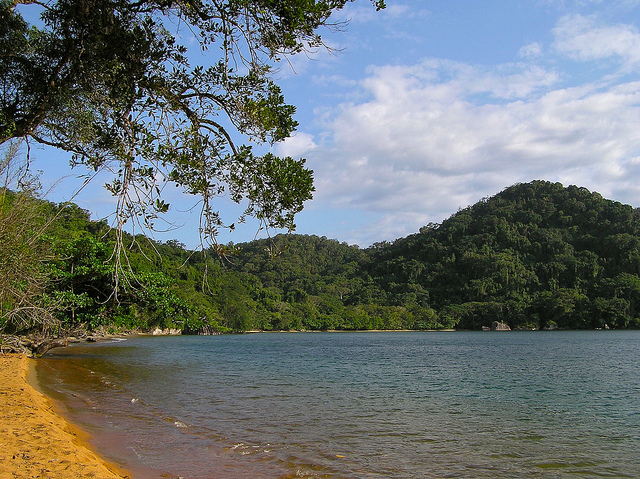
[0,0,385,353]
[1,0,384,264]
[3,180,640,355]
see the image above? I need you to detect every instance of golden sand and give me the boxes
[0,354,130,479]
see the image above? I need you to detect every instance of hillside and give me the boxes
[365,180,640,330]
[3,180,640,345]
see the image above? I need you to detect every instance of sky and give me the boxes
[29,0,640,248]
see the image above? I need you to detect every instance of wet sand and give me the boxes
[0,353,130,479]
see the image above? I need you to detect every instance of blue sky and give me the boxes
[31,0,640,248]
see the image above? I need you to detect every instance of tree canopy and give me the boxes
[5,179,640,356]
[0,0,384,247]
[366,181,640,330]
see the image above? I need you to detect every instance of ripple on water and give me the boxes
[36,331,640,479]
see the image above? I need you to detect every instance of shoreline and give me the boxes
[0,353,131,479]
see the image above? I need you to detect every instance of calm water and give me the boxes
[36,331,640,478]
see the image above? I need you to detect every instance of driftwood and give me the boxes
[1,334,68,358]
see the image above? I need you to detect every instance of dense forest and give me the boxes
[3,180,640,352]
[366,181,640,331]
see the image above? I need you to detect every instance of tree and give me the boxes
[1,0,385,253]
[0,142,67,355]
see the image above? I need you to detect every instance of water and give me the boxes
[36,331,640,478]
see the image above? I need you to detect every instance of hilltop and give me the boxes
[364,180,640,330]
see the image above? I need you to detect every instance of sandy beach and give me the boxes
[0,353,130,479]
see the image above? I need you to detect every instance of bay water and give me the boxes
[36,331,640,478]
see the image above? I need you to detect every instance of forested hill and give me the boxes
[221,180,640,331]
[4,180,640,345]
[364,180,640,330]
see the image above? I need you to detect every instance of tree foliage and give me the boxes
[0,142,60,338]
[1,0,384,249]
[4,179,640,347]
[367,180,640,330]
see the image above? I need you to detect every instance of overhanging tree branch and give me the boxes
[0,0,385,255]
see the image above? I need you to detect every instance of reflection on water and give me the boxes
[37,331,640,478]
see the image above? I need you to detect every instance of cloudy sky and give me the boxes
[36,0,640,248]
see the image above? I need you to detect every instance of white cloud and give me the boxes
[301,17,640,245]
[553,14,640,69]
[519,42,544,59]
[275,132,318,158]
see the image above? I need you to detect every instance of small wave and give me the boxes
[227,442,274,455]
[174,421,188,428]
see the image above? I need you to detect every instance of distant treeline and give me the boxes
[3,180,640,336]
